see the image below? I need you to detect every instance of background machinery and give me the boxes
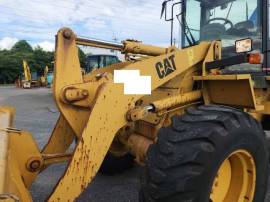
[1,0,270,201]
[85,54,121,73]
[46,70,54,88]
[40,66,49,87]
[20,60,40,89]
[21,60,32,88]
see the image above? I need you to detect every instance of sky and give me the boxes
[0,0,178,53]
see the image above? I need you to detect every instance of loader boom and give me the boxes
[0,27,215,201]
[48,28,212,201]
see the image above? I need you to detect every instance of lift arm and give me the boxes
[0,27,214,201]
[48,28,212,201]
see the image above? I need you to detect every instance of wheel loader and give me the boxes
[0,0,270,201]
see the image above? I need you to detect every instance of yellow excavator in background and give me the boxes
[1,0,270,201]
[21,60,32,89]
[40,66,49,87]
[21,60,40,89]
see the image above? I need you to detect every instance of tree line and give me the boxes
[0,40,86,84]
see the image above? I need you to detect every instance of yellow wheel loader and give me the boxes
[0,0,270,201]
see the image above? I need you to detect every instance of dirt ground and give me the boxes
[0,86,269,202]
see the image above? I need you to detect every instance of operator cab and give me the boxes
[85,54,121,73]
[182,0,269,74]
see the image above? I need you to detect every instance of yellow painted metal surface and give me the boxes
[42,115,75,155]
[0,107,14,194]
[53,28,90,138]
[0,108,42,202]
[1,26,267,202]
[8,131,42,188]
[48,83,140,201]
[127,133,153,164]
[123,41,169,56]
[47,28,212,201]
[76,37,123,51]
[194,75,257,109]
[201,41,221,76]
[75,35,172,57]
[151,90,202,111]
[249,89,270,116]
[211,159,231,202]
[210,150,256,202]
[194,74,252,81]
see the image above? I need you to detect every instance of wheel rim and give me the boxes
[210,150,256,202]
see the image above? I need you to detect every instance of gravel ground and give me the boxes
[0,86,269,202]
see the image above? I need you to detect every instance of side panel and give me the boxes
[194,75,257,109]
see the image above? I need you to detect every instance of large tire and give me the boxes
[141,105,269,202]
[99,152,134,175]
[261,115,270,130]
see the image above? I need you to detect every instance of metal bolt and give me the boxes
[27,158,43,172]
[82,90,89,97]
[63,30,72,40]
[30,160,41,170]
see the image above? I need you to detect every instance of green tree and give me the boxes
[0,41,54,84]
[0,50,20,83]
[11,40,33,52]
[33,46,54,74]
[0,41,87,84]
[78,47,86,69]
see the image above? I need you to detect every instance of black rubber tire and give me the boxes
[99,152,134,175]
[262,115,270,130]
[140,105,269,202]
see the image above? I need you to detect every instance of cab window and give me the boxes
[106,56,118,66]
[87,56,99,72]
[184,0,262,73]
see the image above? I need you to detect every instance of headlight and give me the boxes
[235,38,252,53]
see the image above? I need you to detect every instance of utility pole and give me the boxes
[112,36,118,56]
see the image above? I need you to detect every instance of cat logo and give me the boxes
[155,55,176,79]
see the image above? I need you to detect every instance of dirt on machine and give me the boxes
[0,0,270,201]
